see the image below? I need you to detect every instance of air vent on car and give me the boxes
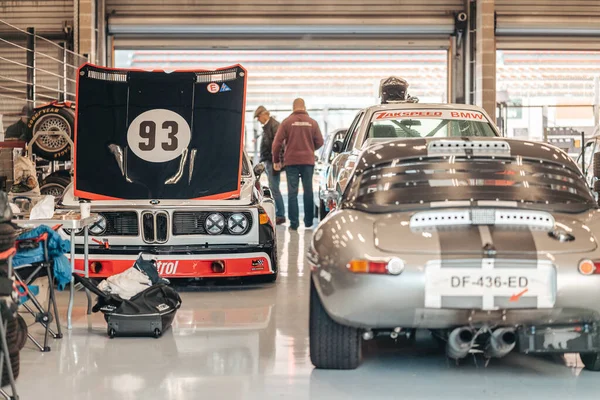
[410,209,554,229]
[427,140,511,156]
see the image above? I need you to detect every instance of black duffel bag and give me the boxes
[74,275,182,338]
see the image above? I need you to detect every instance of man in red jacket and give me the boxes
[272,98,324,230]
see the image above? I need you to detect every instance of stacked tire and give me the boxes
[0,195,24,387]
[1,315,25,387]
[26,103,75,161]
[26,102,75,199]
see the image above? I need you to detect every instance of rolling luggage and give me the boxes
[73,275,182,338]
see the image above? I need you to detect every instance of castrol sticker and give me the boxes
[155,260,179,275]
[374,110,487,122]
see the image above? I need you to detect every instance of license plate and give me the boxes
[424,261,556,310]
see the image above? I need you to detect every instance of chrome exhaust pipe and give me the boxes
[446,327,475,359]
[484,328,516,359]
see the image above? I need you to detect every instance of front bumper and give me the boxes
[74,244,275,278]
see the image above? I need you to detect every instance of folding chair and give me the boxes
[0,247,19,400]
[13,224,63,352]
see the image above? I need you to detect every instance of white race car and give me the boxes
[59,63,278,282]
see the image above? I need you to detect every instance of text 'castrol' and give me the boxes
[155,260,179,275]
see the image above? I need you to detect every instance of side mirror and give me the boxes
[332,140,344,154]
[253,162,266,179]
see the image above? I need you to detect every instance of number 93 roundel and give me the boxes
[127,109,191,163]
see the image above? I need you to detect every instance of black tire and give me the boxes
[15,314,27,351]
[1,317,21,386]
[40,173,72,198]
[0,223,18,253]
[309,277,361,369]
[593,152,600,180]
[581,352,600,371]
[108,328,116,338]
[319,199,329,221]
[154,328,161,338]
[257,244,279,283]
[27,105,74,161]
[594,180,600,194]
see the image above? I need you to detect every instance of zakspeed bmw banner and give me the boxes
[74,63,247,200]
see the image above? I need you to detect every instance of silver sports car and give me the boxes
[308,137,600,370]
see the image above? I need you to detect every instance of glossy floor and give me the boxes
[14,226,600,399]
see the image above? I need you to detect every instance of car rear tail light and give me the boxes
[347,258,404,275]
[578,259,600,275]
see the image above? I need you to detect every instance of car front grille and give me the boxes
[172,211,253,235]
[142,211,169,243]
[70,211,138,236]
[103,212,139,236]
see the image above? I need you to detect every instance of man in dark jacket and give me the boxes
[5,105,32,142]
[255,106,285,225]
[272,99,324,230]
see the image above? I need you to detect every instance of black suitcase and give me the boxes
[74,275,182,338]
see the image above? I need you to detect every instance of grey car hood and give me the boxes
[374,209,597,256]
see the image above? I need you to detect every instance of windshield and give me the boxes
[344,157,595,213]
[368,110,497,140]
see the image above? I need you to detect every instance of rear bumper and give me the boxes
[311,269,600,329]
[74,245,275,278]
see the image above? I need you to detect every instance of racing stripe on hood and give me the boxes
[438,226,482,267]
[489,226,537,261]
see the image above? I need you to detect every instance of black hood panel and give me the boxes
[74,63,247,200]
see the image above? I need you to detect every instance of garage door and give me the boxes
[496,0,600,49]
[107,0,464,49]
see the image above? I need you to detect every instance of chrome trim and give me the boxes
[165,148,189,184]
[141,210,170,244]
[188,148,197,184]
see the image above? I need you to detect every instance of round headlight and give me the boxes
[205,213,225,235]
[227,213,249,234]
[89,214,107,235]
[63,227,82,236]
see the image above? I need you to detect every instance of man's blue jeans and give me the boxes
[265,161,285,218]
[285,164,315,228]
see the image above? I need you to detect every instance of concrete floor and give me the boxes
[11,225,600,399]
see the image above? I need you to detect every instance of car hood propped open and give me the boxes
[74,63,247,201]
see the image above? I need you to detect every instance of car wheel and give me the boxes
[40,172,71,198]
[581,352,600,371]
[594,152,600,179]
[309,277,361,369]
[28,105,74,161]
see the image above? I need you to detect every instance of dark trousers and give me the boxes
[265,161,285,218]
[285,164,315,228]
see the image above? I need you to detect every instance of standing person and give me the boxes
[254,106,286,225]
[272,98,324,230]
[4,105,32,142]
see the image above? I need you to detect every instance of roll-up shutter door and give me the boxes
[0,0,74,130]
[107,0,464,49]
[496,0,600,49]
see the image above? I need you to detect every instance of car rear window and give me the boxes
[344,157,595,213]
